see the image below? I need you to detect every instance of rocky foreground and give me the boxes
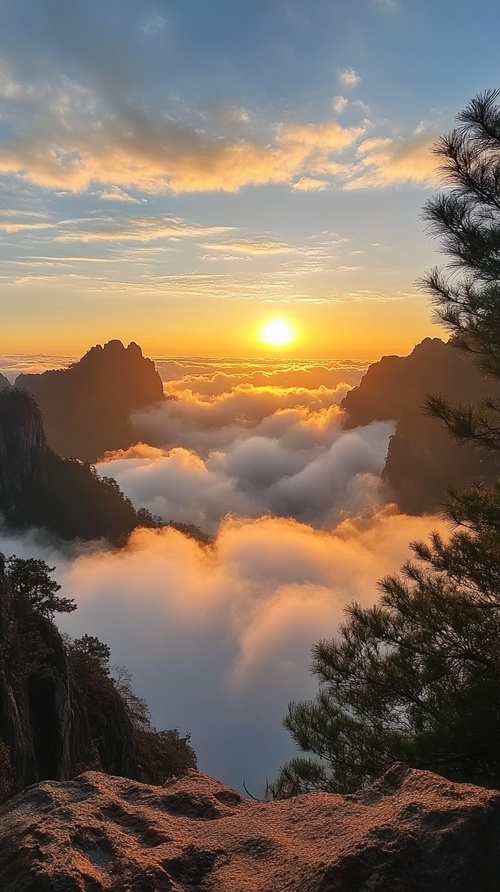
[1,764,500,891]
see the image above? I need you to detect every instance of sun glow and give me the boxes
[260,317,296,349]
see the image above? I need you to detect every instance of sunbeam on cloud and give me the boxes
[94,364,394,532]
[0,509,448,793]
[0,353,452,792]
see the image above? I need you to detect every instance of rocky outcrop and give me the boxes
[16,340,166,462]
[0,373,11,392]
[0,764,499,890]
[342,338,500,513]
[0,562,137,797]
[0,388,46,510]
[0,389,157,543]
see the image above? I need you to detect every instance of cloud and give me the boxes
[292,177,329,192]
[155,358,367,396]
[338,68,362,88]
[346,129,440,189]
[56,215,232,243]
[96,187,144,203]
[96,379,394,532]
[0,60,364,194]
[0,510,448,793]
[0,218,53,234]
[332,95,349,115]
[0,359,449,791]
[142,14,167,35]
[0,57,442,197]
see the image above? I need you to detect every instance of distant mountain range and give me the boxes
[341,337,500,513]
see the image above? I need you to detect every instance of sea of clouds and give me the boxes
[0,356,446,792]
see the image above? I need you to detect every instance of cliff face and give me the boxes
[0,389,155,543]
[16,340,165,462]
[0,389,46,518]
[0,561,137,797]
[1,764,499,891]
[342,338,500,513]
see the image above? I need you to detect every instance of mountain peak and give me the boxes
[15,341,165,462]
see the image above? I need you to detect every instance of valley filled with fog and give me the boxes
[0,355,446,792]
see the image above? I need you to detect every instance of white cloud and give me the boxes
[292,177,329,192]
[0,509,447,792]
[338,68,362,88]
[332,95,348,115]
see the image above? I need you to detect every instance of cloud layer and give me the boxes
[99,367,392,532]
[0,359,448,791]
[0,510,447,793]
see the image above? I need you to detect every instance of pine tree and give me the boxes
[274,91,500,798]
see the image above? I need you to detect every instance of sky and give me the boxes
[1,0,499,357]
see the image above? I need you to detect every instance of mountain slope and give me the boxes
[16,340,165,462]
[0,389,156,543]
[341,338,500,513]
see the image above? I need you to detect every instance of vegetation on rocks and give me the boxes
[275,91,500,798]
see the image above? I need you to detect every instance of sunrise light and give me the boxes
[260,318,297,349]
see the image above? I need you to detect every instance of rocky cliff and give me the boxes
[0,389,157,543]
[0,559,137,797]
[342,338,500,513]
[16,340,165,462]
[0,764,499,890]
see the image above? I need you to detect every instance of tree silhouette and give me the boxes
[274,92,500,797]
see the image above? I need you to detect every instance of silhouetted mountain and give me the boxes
[0,389,158,544]
[0,374,10,392]
[342,338,500,513]
[16,340,165,462]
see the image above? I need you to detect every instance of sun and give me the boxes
[260,317,296,349]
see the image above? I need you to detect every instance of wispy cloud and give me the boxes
[56,215,232,243]
[338,68,362,88]
[292,177,329,192]
[346,129,439,189]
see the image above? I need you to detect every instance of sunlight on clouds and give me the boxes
[293,176,329,191]
[347,130,440,189]
[0,60,442,197]
[0,65,364,194]
[0,509,447,789]
[56,215,232,242]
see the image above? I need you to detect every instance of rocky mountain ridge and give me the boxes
[341,337,500,513]
[16,340,165,463]
[0,388,157,543]
[0,763,499,890]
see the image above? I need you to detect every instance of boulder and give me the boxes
[1,763,499,890]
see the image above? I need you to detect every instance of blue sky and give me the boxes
[0,0,499,356]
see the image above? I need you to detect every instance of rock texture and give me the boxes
[342,337,500,513]
[0,388,156,542]
[0,389,46,513]
[1,764,499,890]
[0,559,137,796]
[16,340,165,462]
